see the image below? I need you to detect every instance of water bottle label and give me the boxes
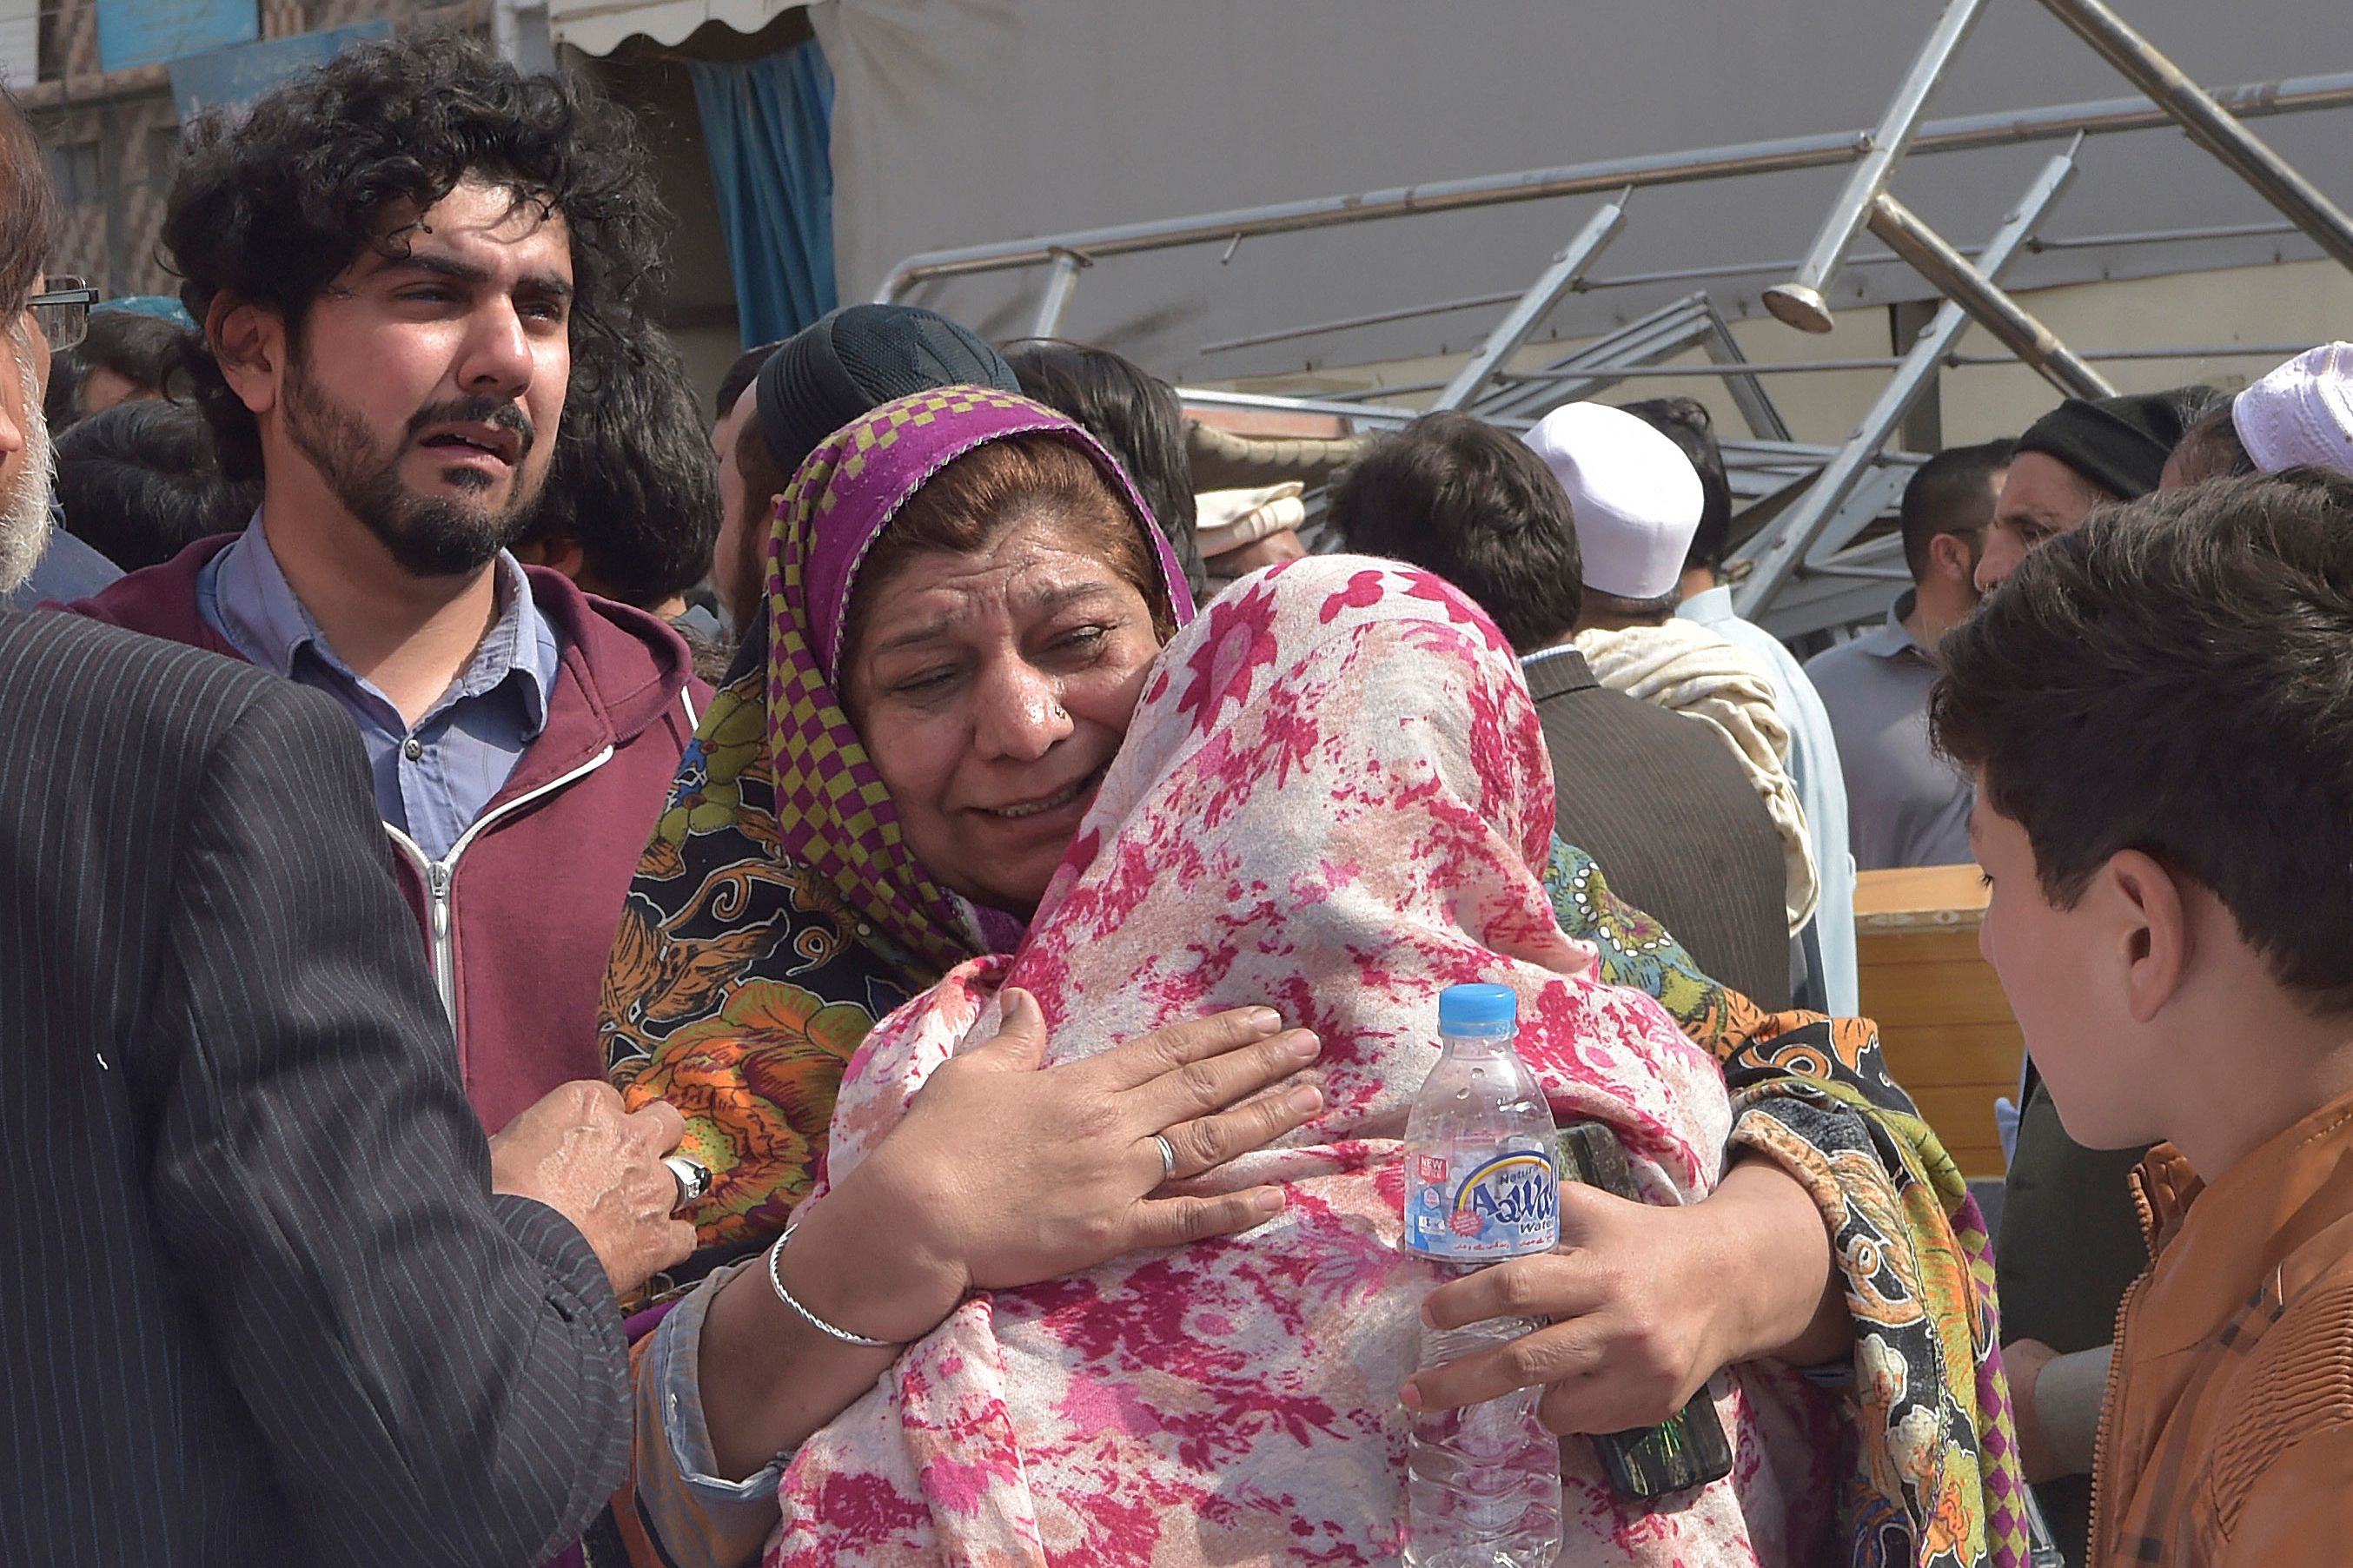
[1402,1146,1560,1260]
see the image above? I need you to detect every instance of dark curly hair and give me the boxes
[161,30,666,481]
[1328,410,1584,653]
[517,320,719,609]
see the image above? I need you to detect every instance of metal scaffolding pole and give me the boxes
[872,69,2353,302]
[1763,0,1989,333]
[1865,187,2115,400]
[1174,387,1427,428]
[1428,193,1631,410]
[1200,288,1524,355]
[1758,529,1922,639]
[1195,217,2305,359]
[1481,344,2304,377]
[1733,149,2083,619]
[2035,0,2353,274]
[1700,301,1795,441]
[1475,294,1716,420]
[1027,249,1090,340]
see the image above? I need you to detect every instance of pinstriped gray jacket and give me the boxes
[0,608,629,1566]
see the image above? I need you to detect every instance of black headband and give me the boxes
[2016,387,2219,500]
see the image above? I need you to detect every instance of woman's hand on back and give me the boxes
[812,989,1325,1340]
[700,990,1324,1479]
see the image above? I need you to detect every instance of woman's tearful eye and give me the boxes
[891,666,958,698]
[1050,624,1112,660]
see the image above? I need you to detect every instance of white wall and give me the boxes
[0,0,37,90]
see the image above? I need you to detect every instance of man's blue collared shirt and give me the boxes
[196,515,561,860]
[1804,590,1974,873]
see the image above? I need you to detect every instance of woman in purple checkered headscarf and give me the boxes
[605,385,1203,1252]
[762,384,1197,980]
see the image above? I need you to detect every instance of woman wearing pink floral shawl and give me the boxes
[767,556,1838,1566]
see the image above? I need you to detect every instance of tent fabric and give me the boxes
[549,0,805,57]
[1184,420,1369,493]
[805,0,2353,385]
[690,38,840,347]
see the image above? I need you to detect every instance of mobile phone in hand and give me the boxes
[1556,1121,1737,1500]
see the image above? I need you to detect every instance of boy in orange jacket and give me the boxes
[1932,468,2353,1567]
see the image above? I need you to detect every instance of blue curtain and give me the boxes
[691,39,839,347]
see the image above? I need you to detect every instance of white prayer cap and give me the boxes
[2233,342,2353,479]
[1521,402,1704,600]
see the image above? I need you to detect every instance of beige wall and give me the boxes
[1932,260,2353,444]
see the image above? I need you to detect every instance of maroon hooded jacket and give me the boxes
[70,535,707,1133]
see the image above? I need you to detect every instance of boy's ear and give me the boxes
[2101,849,2191,1024]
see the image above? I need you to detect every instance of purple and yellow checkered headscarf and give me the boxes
[764,385,1197,976]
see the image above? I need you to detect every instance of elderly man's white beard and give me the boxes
[0,317,54,595]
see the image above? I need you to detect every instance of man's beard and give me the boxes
[0,319,55,596]
[282,342,540,579]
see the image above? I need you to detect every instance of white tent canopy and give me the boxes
[547,0,808,60]
[556,0,2353,393]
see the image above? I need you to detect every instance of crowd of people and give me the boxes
[3,29,2353,1568]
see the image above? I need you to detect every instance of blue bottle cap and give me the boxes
[1438,982,1518,1037]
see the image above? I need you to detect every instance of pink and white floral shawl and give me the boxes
[768,555,1835,1567]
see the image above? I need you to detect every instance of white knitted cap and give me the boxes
[1521,402,1704,600]
[2233,341,2353,480]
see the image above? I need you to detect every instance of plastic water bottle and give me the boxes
[1402,983,1564,1568]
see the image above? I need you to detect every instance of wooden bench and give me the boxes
[1853,864,2022,1180]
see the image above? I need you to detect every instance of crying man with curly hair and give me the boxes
[63,32,715,1150]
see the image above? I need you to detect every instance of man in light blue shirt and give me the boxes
[59,35,709,1141]
[1805,440,2010,872]
[1628,398,1859,1015]
[1805,596,1967,873]
[1679,585,1853,1014]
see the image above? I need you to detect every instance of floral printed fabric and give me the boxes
[604,567,2022,1568]
[1546,843,2030,1568]
[600,644,917,1254]
[765,557,1839,1568]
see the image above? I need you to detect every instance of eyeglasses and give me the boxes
[27,276,97,352]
